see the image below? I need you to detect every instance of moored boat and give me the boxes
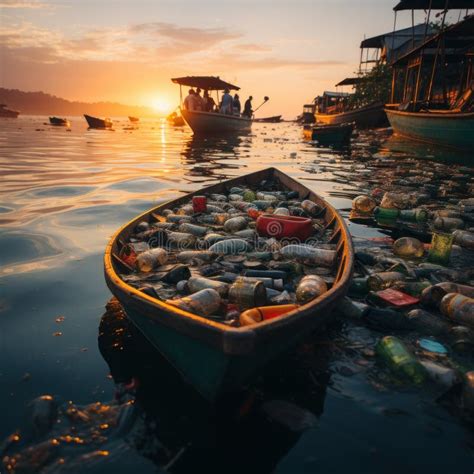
[84,114,113,129]
[171,76,252,135]
[0,104,20,118]
[317,101,388,128]
[128,116,139,123]
[49,116,70,127]
[303,123,354,144]
[104,167,354,401]
[254,115,282,123]
[385,11,474,151]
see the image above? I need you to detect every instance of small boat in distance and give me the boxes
[128,116,139,123]
[0,104,20,118]
[104,167,354,400]
[49,116,70,127]
[166,111,185,126]
[303,123,354,145]
[171,76,252,134]
[84,114,113,129]
[254,115,282,123]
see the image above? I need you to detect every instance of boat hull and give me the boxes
[386,109,474,151]
[0,109,19,118]
[181,109,252,134]
[49,117,70,127]
[84,114,112,129]
[104,168,354,400]
[254,115,282,123]
[317,102,388,129]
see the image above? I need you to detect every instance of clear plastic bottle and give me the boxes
[135,248,168,272]
[296,275,328,304]
[393,237,424,258]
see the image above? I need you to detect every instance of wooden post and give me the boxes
[411,9,415,49]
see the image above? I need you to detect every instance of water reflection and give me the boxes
[98,299,330,473]
[180,135,249,183]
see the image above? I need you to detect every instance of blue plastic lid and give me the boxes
[418,338,448,355]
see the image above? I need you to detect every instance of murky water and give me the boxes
[0,116,472,473]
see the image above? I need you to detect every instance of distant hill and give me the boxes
[0,88,157,117]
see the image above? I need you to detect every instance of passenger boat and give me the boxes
[128,116,139,123]
[385,11,474,151]
[49,116,70,127]
[84,114,113,129]
[254,115,282,123]
[303,123,354,144]
[0,104,19,118]
[171,76,252,134]
[104,167,354,401]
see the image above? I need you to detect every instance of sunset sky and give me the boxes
[0,0,445,116]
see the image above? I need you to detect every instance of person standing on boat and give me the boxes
[233,94,241,115]
[243,96,253,117]
[220,88,233,114]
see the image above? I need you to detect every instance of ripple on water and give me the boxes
[0,230,62,267]
[32,185,95,198]
[105,177,168,193]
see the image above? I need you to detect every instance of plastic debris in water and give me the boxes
[417,338,448,355]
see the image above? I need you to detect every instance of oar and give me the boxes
[253,96,269,113]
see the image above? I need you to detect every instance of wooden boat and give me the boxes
[171,76,252,135]
[104,167,354,401]
[128,116,139,123]
[84,114,113,129]
[303,123,353,144]
[254,115,282,123]
[49,116,70,127]
[0,104,19,118]
[317,102,388,129]
[385,109,474,151]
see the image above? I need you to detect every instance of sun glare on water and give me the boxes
[151,97,173,114]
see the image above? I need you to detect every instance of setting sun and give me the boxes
[151,97,173,114]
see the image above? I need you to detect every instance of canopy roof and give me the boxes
[335,77,363,87]
[394,0,473,10]
[171,76,240,90]
[360,23,433,49]
[322,91,352,98]
[393,14,474,64]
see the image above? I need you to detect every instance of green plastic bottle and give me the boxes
[376,336,427,385]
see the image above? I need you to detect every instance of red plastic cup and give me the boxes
[256,214,313,241]
[192,195,207,213]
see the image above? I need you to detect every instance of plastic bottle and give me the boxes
[352,195,376,214]
[348,277,369,297]
[223,216,248,233]
[462,371,474,412]
[208,239,251,255]
[434,217,464,232]
[274,207,290,216]
[162,264,191,284]
[187,276,229,297]
[440,293,474,328]
[393,237,424,258]
[421,282,474,308]
[243,190,256,202]
[239,304,298,326]
[449,326,474,353]
[399,208,429,222]
[367,272,405,291]
[420,361,460,387]
[167,232,197,247]
[406,309,451,336]
[338,297,370,319]
[135,248,168,272]
[280,244,337,268]
[178,223,208,237]
[453,230,474,250]
[296,275,328,304]
[374,207,400,221]
[228,278,267,310]
[301,199,323,216]
[192,196,207,213]
[427,232,453,265]
[236,276,284,290]
[376,336,427,384]
[166,289,221,317]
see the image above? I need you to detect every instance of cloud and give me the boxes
[0,0,47,8]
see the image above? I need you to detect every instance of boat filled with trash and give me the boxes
[104,167,353,399]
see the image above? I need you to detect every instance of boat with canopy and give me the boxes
[171,76,252,134]
[385,1,473,150]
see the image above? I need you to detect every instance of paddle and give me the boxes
[253,96,269,114]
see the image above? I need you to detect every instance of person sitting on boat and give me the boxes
[195,88,205,110]
[242,96,253,118]
[233,94,241,115]
[203,90,216,112]
[220,88,233,115]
